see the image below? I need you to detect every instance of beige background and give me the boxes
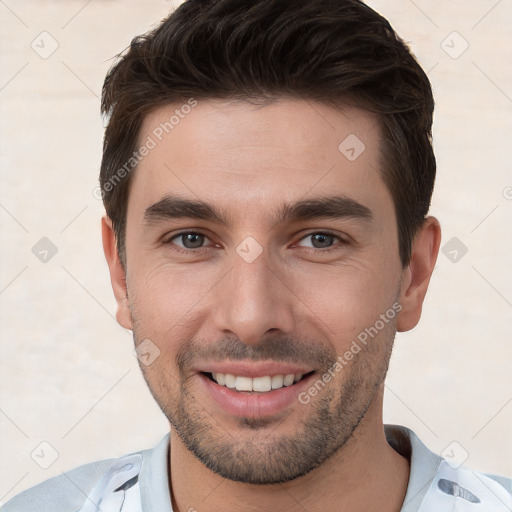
[0,0,511,503]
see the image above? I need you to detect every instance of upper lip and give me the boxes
[196,361,314,378]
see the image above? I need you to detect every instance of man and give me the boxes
[4,0,511,511]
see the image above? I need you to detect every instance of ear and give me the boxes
[396,216,441,332]
[101,216,132,330]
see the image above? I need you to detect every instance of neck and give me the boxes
[168,393,409,512]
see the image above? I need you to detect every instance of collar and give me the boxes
[86,424,511,511]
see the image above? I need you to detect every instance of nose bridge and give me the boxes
[212,244,295,344]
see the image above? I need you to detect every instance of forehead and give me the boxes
[129,98,389,224]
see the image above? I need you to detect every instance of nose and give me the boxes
[212,246,295,345]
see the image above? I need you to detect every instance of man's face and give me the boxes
[121,99,404,483]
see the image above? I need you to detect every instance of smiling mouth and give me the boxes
[203,371,315,392]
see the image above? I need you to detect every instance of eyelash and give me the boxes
[163,230,348,255]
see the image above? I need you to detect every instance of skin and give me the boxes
[102,98,441,512]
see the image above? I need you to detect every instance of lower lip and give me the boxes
[199,373,316,418]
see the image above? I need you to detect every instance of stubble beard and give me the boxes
[133,321,396,485]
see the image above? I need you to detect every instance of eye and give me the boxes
[162,230,347,255]
[165,231,212,251]
[294,231,346,252]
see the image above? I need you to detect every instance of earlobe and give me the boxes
[101,216,133,330]
[396,216,441,332]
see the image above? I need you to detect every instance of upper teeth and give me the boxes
[212,373,303,392]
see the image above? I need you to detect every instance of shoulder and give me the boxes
[2,434,171,512]
[1,445,157,512]
[422,461,512,510]
[384,424,512,511]
[485,472,512,494]
[1,458,116,512]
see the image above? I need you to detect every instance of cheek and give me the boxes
[289,258,400,344]
[127,227,401,349]
[128,260,219,334]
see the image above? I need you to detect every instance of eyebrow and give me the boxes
[143,193,373,227]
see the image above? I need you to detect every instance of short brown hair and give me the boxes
[100,0,436,267]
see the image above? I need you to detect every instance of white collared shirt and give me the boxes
[4,424,511,511]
